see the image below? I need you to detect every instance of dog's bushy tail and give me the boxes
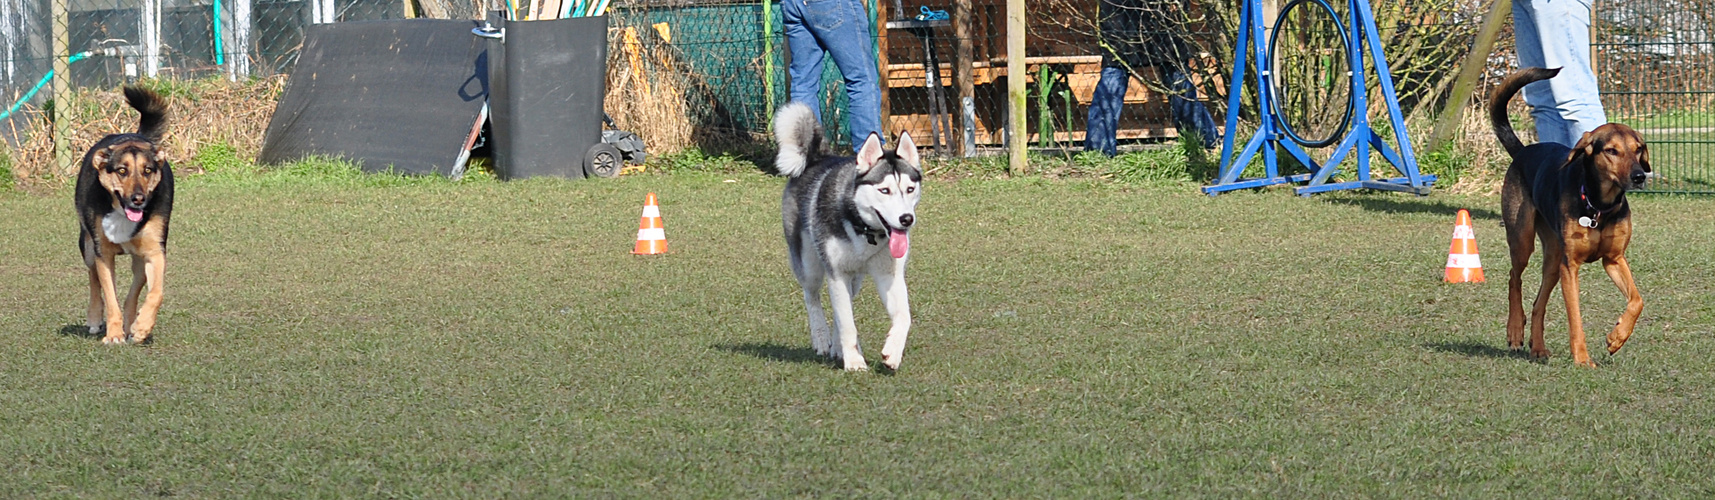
[770,102,821,178]
[1489,67,1559,158]
[124,85,168,142]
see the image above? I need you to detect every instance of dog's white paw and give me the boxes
[842,358,869,372]
[88,323,104,335]
[880,353,902,371]
[880,344,905,370]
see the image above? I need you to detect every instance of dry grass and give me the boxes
[603,24,695,158]
[1435,99,1537,196]
[2,76,285,190]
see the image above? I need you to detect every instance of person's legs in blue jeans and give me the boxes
[782,0,883,151]
[1085,65,1129,156]
[1513,0,1605,147]
[1166,69,1220,147]
[782,0,828,117]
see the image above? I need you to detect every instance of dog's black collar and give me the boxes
[861,227,887,245]
[1579,184,1624,228]
[847,212,889,245]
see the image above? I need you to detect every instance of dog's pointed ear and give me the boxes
[895,132,920,166]
[855,133,885,174]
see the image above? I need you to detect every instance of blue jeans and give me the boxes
[1085,65,1219,156]
[782,0,883,151]
[1513,0,1606,147]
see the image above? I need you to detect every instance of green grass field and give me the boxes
[3,168,1714,497]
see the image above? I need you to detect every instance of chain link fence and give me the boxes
[3,0,1712,192]
[0,0,471,141]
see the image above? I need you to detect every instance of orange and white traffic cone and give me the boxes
[1445,209,1483,283]
[633,192,667,255]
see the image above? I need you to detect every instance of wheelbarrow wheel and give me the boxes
[585,143,623,178]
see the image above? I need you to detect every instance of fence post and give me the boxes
[764,0,776,120]
[51,0,71,175]
[953,0,972,156]
[876,0,889,137]
[2,0,15,87]
[232,0,252,80]
[1006,0,1025,174]
[1427,0,1512,151]
[144,0,160,77]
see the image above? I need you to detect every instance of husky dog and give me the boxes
[769,102,922,371]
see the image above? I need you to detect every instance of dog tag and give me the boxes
[1579,216,1596,228]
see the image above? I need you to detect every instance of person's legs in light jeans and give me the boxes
[1513,0,1606,147]
[1084,65,1129,156]
[781,0,883,151]
[1165,68,1220,147]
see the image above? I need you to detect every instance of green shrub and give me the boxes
[0,150,13,191]
[1075,147,1194,186]
[1418,146,1474,188]
[192,142,252,175]
[650,147,760,174]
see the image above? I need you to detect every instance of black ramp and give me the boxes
[258,19,487,176]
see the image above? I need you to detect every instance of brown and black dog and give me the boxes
[1491,67,1649,367]
[75,86,174,345]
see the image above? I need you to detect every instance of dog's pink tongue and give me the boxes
[888,230,909,258]
[124,208,143,222]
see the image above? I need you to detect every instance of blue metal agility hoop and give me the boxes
[1203,0,1435,196]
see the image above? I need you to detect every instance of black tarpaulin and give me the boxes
[258,19,488,176]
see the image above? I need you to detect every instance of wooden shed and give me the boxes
[876,0,1194,152]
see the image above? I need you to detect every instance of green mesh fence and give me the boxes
[1596,0,1715,194]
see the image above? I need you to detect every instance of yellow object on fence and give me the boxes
[623,27,649,95]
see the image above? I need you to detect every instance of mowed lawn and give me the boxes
[2,170,1714,497]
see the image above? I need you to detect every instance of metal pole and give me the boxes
[52,0,71,174]
[143,0,160,77]
[1427,0,1512,151]
[763,0,775,118]
[2,0,15,86]
[877,0,890,137]
[233,0,252,79]
[1006,0,1025,174]
[953,0,973,156]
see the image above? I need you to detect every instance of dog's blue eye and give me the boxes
[879,188,891,195]
[907,186,915,193]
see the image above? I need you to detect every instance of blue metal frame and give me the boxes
[1203,0,1435,196]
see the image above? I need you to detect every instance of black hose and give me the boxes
[1266,0,1354,148]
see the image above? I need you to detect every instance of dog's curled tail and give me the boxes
[1489,67,1560,158]
[123,85,168,142]
[771,102,822,178]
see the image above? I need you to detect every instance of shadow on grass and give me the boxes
[1322,196,1502,220]
[1424,341,1532,360]
[716,342,829,365]
[57,323,99,339]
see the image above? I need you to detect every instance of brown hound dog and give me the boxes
[76,86,174,345]
[1492,67,1649,367]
